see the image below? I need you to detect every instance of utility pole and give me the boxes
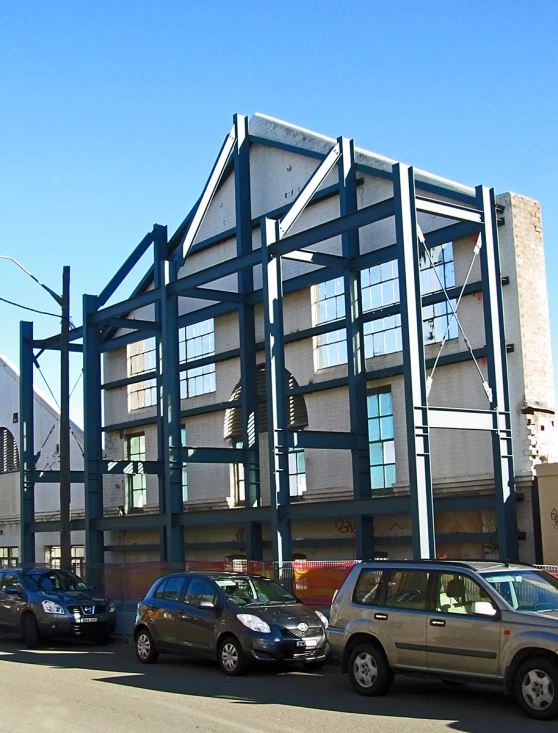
[59,265,71,571]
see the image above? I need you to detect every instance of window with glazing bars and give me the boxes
[45,545,85,575]
[419,243,457,344]
[179,319,216,398]
[126,433,146,509]
[232,442,305,503]
[127,338,157,411]
[0,546,18,568]
[312,277,347,369]
[367,391,395,490]
[361,260,402,357]
[181,425,188,502]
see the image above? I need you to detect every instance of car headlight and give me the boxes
[42,600,65,615]
[315,610,329,629]
[237,614,271,634]
[108,602,116,614]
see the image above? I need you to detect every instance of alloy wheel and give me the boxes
[521,668,555,711]
[353,651,378,689]
[137,633,151,661]
[221,642,239,673]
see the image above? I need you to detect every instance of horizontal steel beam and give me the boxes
[33,471,85,483]
[282,250,348,271]
[288,430,356,450]
[93,289,160,325]
[105,317,161,332]
[29,519,85,533]
[428,407,497,432]
[415,197,482,224]
[102,460,161,475]
[184,287,243,304]
[181,447,246,464]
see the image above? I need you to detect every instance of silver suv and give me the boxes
[327,560,558,720]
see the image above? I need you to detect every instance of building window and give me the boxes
[126,433,146,510]
[289,448,307,497]
[232,441,245,505]
[45,546,85,576]
[127,338,157,412]
[0,428,20,473]
[232,443,305,503]
[362,261,402,357]
[420,243,458,344]
[0,546,18,568]
[312,278,347,369]
[181,425,188,502]
[367,391,395,490]
[179,319,216,398]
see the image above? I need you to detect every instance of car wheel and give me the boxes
[218,636,246,676]
[348,643,393,696]
[135,628,159,664]
[514,656,558,720]
[22,614,41,649]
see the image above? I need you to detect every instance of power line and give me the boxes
[0,294,63,319]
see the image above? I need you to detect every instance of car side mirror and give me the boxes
[473,601,499,617]
[198,599,215,610]
[4,585,21,595]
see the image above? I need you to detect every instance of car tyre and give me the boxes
[514,656,558,721]
[135,628,159,664]
[348,643,393,696]
[22,614,41,649]
[218,636,247,676]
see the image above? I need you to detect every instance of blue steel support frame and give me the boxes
[338,138,374,560]
[234,113,262,559]
[477,185,518,562]
[83,294,105,571]
[262,216,292,563]
[158,231,185,567]
[19,321,35,564]
[393,164,436,560]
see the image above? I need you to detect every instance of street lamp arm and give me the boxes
[0,255,64,307]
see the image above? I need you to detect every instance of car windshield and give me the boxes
[483,570,558,613]
[214,576,298,607]
[23,570,91,593]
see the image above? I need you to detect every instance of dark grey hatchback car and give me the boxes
[134,572,329,675]
[0,567,117,646]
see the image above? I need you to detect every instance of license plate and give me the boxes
[80,617,98,623]
[296,638,318,648]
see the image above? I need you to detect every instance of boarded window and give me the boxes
[0,428,19,473]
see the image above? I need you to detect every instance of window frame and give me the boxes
[367,388,396,491]
[125,432,147,511]
[127,337,158,412]
[179,318,216,399]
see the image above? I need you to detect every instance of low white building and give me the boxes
[0,356,85,569]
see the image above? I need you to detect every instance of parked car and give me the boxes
[0,567,117,647]
[134,571,329,675]
[327,560,558,720]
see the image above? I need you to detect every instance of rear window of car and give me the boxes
[353,569,386,606]
[384,569,431,611]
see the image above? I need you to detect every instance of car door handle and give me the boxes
[430,618,446,627]
[374,613,388,621]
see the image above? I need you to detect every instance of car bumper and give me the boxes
[245,635,329,664]
[325,626,347,659]
[38,615,117,639]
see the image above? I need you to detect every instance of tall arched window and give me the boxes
[0,428,20,473]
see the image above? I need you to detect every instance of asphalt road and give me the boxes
[0,634,543,733]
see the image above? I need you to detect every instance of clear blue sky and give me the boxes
[1,0,557,426]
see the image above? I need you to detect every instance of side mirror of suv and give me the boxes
[473,601,499,618]
[198,599,215,610]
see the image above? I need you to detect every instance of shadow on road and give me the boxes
[0,634,539,732]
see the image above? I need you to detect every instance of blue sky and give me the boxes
[1,0,557,426]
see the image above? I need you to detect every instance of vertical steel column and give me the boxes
[477,186,518,562]
[83,294,104,576]
[19,321,35,565]
[153,225,170,561]
[234,113,262,559]
[158,229,185,568]
[262,217,292,563]
[393,164,436,559]
[339,137,374,560]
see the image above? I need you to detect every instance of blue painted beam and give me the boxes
[477,185,518,562]
[20,321,36,564]
[181,447,246,464]
[105,317,161,332]
[234,113,262,560]
[394,164,435,560]
[183,287,243,304]
[93,289,161,325]
[262,217,292,563]
[33,471,85,483]
[83,294,105,568]
[288,430,355,450]
[98,230,156,307]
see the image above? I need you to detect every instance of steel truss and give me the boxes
[19,113,518,567]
